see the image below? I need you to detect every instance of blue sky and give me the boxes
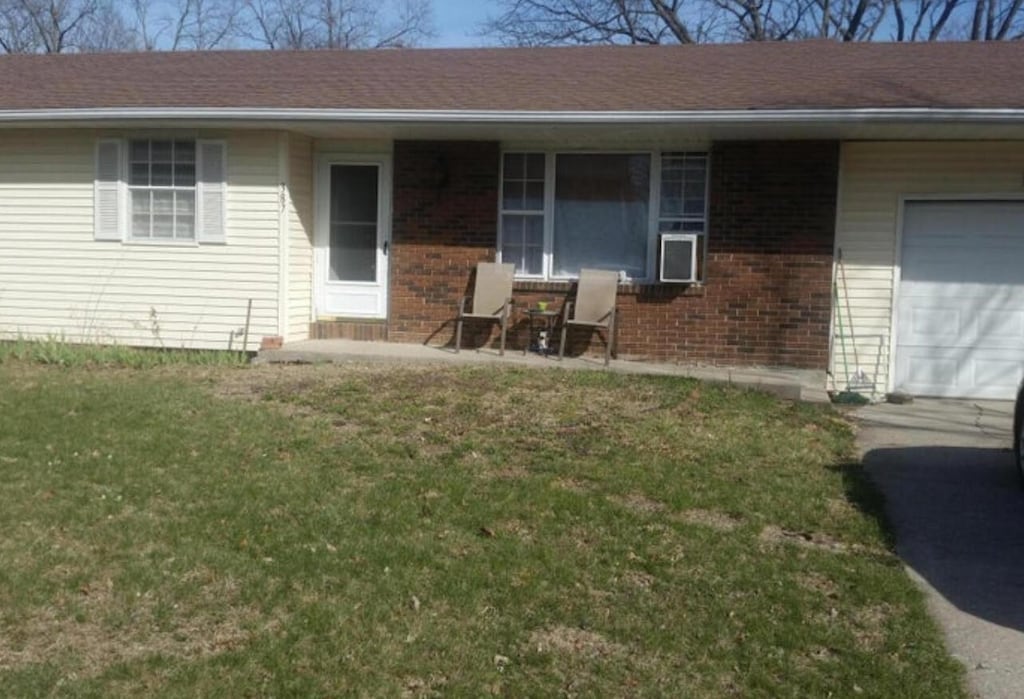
[431,0,495,47]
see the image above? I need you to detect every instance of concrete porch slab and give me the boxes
[255,339,829,403]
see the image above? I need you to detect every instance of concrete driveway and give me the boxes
[854,399,1024,699]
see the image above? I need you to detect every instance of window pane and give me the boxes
[330,165,377,224]
[153,215,174,238]
[500,214,543,275]
[660,184,682,218]
[525,153,545,180]
[176,191,195,218]
[330,223,377,281]
[174,141,195,163]
[501,244,524,274]
[502,180,524,211]
[130,163,149,186]
[503,153,524,180]
[153,190,174,215]
[524,181,544,211]
[553,154,650,278]
[151,140,173,162]
[131,189,150,215]
[151,163,173,187]
[175,163,195,187]
[130,140,149,161]
[176,215,195,239]
[132,213,150,238]
[525,246,543,275]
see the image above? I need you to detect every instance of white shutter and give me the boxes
[196,140,227,244]
[94,139,123,241]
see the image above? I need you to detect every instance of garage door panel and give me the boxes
[897,346,1024,399]
[899,307,963,344]
[895,200,1024,399]
[976,310,1024,343]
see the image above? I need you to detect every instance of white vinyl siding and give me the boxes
[0,130,282,351]
[287,134,315,342]
[834,141,1024,395]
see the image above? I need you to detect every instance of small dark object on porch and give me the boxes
[830,390,870,405]
[886,392,914,405]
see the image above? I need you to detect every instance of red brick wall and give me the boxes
[388,140,838,369]
[389,140,500,343]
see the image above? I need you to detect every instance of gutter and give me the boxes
[2,107,1024,124]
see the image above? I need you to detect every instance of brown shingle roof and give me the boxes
[0,41,1021,113]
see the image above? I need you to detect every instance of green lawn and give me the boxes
[0,358,965,697]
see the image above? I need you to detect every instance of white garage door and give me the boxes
[895,200,1024,399]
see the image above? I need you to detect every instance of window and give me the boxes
[658,153,708,234]
[499,153,545,276]
[128,139,196,241]
[498,150,708,281]
[94,138,226,244]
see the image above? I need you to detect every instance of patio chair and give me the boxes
[559,268,619,366]
[455,262,515,355]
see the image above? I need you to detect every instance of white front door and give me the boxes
[895,200,1024,399]
[315,155,391,318]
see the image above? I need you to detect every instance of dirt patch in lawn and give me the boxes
[759,525,853,553]
[551,477,591,493]
[675,508,742,532]
[0,571,276,676]
[610,493,667,514]
[528,626,627,658]
[797,572,841,598]
[851,604,898,652]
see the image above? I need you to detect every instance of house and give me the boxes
[0,42,1023,399]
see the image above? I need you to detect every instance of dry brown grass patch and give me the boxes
[797,572,840,598]
[676,508,742,531]
[759,525,852,553]
[0,570,276,676]
[528,625,627,658]
[610,493,667,514]
[550,477,590,493]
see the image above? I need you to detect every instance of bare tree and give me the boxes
[804,0,889,40]
[166,0,242,48]
[128,0,162,47]
[78,0,138,50]
[483,0,707,45]
[0,0,39,50]
[0,0,139,52]
[243,0,433,49]
[484,0,1024,43]
[968,0,1024,38]
[711,0,810,39]
[6,0,100,52]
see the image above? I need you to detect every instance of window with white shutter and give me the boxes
[96,137,227,245]
[94,139,124,241]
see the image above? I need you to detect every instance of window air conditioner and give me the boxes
[659,233,699,283]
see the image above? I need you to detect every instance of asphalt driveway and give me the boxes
[854,399,1024,699]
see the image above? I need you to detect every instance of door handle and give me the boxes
[383,241,389,256]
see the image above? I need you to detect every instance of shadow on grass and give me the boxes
[835,446,1024,633]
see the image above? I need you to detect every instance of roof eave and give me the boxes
[1,107,1024,125]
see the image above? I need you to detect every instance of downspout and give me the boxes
[826,142,845,395]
